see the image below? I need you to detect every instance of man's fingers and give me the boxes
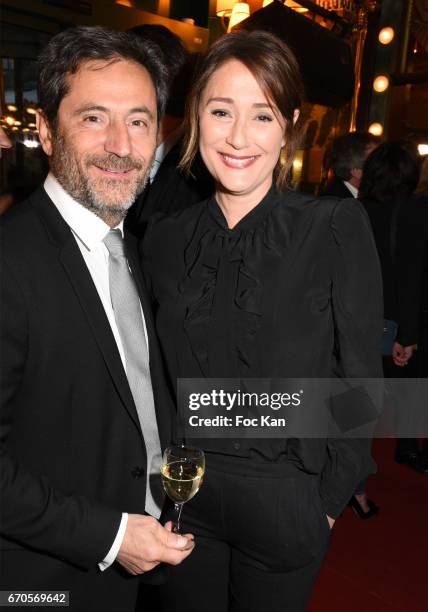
[117,514,195,574]
[159,542,195,566]
[163,529,195,549]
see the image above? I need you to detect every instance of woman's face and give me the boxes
[198,59,286,202]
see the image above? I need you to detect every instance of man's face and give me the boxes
[37,58,157,222]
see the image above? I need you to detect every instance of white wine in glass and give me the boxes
[161,446,205,533]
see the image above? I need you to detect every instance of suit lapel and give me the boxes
[31,189,142,433]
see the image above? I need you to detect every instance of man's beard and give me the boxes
[50,131,151,220]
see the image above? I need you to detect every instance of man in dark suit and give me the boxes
[125,25,213,237]
[0,26,194,611]
[322,131,379,199]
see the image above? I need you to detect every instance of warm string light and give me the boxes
[378,27,394,45]
[373,75,389,93]
[1,105,39,135]
[368,122,383,136]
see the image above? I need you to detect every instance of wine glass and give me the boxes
[161,445,205,533]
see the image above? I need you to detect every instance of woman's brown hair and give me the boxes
[180,30,305,190]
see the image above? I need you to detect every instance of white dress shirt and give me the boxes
[43,173,150,571]
[343,180,358,198]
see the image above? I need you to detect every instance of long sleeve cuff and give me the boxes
[98,512,128,571]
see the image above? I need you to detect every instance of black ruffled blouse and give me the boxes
[142,187,383,517]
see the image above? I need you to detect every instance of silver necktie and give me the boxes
[103,229,163,517]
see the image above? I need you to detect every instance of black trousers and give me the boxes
[160,454,330,612]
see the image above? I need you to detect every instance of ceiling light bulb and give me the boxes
[368,123,383,137]
[378,27,394,45]
[373,75,389,92]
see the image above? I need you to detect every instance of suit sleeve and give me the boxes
[319,199,383,518]
[394,200,427,346]
[0,259,121,569]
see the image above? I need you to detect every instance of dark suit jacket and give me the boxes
[322,177,355,199]
[363,194,428,347]
[126,142,214,239]
[0,188,172,610]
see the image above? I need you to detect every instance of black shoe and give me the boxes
[394,450,418,465]
[410,454,428,474]
[348,496,379,519]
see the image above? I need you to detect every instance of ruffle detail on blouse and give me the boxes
[178,192,287,376]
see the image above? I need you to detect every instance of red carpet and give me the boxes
[308,439,428,612]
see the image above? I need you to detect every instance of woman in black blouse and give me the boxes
[143,31,383,612]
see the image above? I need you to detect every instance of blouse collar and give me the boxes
[208,186,280,233]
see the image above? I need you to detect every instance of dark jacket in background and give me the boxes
[322,177,354,199]
[126,142,214,238]
[363,195,428,347]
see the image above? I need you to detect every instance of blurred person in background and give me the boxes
[126,24,213,236]
[416,154,428,195]
[322,131,380,199]
[0,125,13,214]
[323,130,381,519]
[359,141,428,473]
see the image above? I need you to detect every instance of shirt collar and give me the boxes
[43,173,123,250]
[343,180,358,198]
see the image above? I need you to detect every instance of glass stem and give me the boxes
[173,503,183,533]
